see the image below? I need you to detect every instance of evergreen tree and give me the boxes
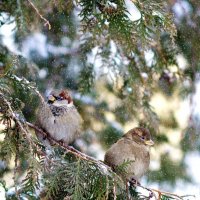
[0,0,198,199]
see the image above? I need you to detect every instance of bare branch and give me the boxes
[27,0,51,30]
[26,122,110,169]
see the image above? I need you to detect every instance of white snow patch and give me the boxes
[125,0,141,21]
[0,13,19,54]
[144,50,154,67]
[176,54,188,69]
[22,32,48,58]
[39,68,48,79]
[172,1,192,19]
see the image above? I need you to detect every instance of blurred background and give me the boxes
[0,0,200,199]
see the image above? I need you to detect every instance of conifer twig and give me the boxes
[150,188,195,200]
[6,74,45,103]
[0,93,33,150]
[0,92,45,157]
[27,0,51,30]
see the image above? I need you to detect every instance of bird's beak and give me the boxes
[145,139,154,146]
[48,95,56,103]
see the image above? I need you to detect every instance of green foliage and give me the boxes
[114,159,134,180]
[161,195,175,200]
[160,111,178,129]
[42,157,124,200]
[154,134,169,144]
[0,0,198,199]
[147,153,190,185]
[78,64,94,94]
[99,125,123,148]
[181,126,200,152]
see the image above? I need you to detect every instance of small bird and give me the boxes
[36,90,82,146]
[104,127,154,183]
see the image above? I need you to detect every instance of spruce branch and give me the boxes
[96,1,119,15]
[26,122,194,200]
[16,0,25,32]
[0,92,45,157]
[0,92,32,147]
[6,73,45,103]
[26,122,110,170]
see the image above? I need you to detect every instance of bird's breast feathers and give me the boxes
[38,103,82,143]
[105,138,150,180]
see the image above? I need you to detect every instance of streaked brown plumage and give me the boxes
[104,127,154,182]
[36,90,82,146]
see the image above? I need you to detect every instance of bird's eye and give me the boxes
[56,96,64,101]
[141,136,145,140]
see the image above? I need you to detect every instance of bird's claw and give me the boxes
[129,178,141,187]
[58,139,64,145]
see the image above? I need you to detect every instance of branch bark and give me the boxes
[26,122,110,170]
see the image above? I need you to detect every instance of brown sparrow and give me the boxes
[104,127,154,182]
[36,90,82,146]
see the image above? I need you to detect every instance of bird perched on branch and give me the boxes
[36,90,82,146]
[104,127,154,183]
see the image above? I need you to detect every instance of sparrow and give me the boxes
[36,90,82,146]
[104,127,154,183]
